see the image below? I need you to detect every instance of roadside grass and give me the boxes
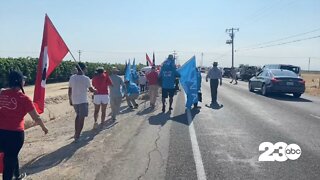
[302,72,320,97]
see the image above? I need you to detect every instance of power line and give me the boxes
[240,27,320,49]
[238,35,320,51]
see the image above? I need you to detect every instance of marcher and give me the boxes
[206,61,222,105]
[68,62,96,142]
[146,66,159,108]
[158,54,180,113]
[109,67,125,121]
[193,67,202,108]
[92,67,113,129]
[0,70,48,180]
[138,72,147,92]
[124,81,140,109]
[229,67,238,84]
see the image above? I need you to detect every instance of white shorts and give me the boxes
[93,94,110,105]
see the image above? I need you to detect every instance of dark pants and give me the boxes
[210,79,219,103]
[140,84,145,92]
[0,129,24,180]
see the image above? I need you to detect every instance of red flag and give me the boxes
[146,53,153,66]
[33,14,69,114]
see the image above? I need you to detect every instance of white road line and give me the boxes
[310,114,320,120]
[187,109,207,180]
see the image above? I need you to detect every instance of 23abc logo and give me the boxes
[258,142,301,162]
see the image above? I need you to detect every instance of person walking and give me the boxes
[0,70,48,180]
[91,67,113,129]
[206,61,222,105]
[138,72,147,92]
[68,62,96,142]
[124,81,140,109]
[229,67,238,84]
[146,66,159,109]
[109,67,125,121]
[158,54,180,113]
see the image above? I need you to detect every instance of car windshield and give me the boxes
[271,70,298,77]
[280,65,300,74]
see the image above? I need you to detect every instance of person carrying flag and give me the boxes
[0,70,48,180]
[158,54,180,113]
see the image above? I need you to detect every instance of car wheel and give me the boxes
[261,84,268,96]
[293,93,302,98]
[249,82,254,92]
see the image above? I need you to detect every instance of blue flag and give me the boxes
[178,56,198,109]
[125,59,131,82]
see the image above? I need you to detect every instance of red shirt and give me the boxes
[0,89,34,131]
[92,72,113,95]
[146,70,159,85]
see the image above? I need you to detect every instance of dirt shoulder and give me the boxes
[19,82,171,179]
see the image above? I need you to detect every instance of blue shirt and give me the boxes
[159,66,179,89]
[126,83,140,96]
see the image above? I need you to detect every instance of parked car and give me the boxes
[262,64,301,75]
[222,67,231,77]
[248,69,305,97]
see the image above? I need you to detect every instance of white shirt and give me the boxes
[139,75,147,85]
[69,74,91,104]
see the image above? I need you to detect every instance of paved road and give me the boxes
[166,77,320,180]
[20,78,320,180]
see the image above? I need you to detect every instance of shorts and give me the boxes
[73,103,89,117]
[93,94,110,105]
[162,88,175,98]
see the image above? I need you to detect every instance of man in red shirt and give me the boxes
[92,67,113,128]
[146,66,159,109]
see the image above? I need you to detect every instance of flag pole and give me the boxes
[68,50,83,74]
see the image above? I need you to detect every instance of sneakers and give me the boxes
[15,172,27,180]
[93,122,99,129]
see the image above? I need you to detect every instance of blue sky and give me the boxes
[1,0,320,70]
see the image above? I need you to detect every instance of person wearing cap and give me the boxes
[109,67,125,121]
[158,54,180,113]
[68,62,97,142]
[146,66,159,109]
[0,70,48,180]
[206,61,222,105]
[91,67,113,129]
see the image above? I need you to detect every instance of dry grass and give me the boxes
[301,72,320,97]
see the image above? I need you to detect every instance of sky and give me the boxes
[1,0,320,70]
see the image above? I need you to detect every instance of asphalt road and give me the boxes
[166,77,320,180]
[19,77,320,180]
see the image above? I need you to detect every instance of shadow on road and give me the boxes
[148,108,201,126]
[21,125,111,175]
[205,103,224,110]
[252,91,313,102]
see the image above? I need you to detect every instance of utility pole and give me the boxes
[78,50,82,61]
[308,57,311,72]
[226,28,239,68]
[173,50,178,65]
[201,52,204,67]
